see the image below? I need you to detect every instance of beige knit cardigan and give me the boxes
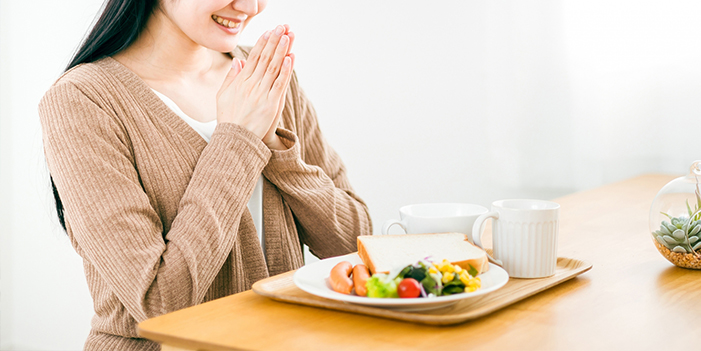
[38,47,372,350]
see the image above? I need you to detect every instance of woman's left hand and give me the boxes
[261,26,295,150]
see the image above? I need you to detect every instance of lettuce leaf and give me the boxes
[399,264,427,282]
[366,274,402,298]
[421,272,442,296]
[441,276,466,296]
[467,264,479,278]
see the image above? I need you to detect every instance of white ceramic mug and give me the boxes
[471,199,560,278]
[382,203,488,242]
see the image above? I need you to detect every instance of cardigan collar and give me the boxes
[94,47,250,154]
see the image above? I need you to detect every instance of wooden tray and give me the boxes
[252,256,592,325]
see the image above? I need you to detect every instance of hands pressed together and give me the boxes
[216,25,295,150]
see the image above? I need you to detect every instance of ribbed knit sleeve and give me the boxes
[262,82,372,259]
[39,81,270,322]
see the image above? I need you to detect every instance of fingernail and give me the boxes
[231,58,240,71]
[274,26,284,36]
[263,31,271,39]
[283,57,291,67]
[280,35,288,45]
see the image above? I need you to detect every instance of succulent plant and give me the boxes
[652,181,701,255]
[653,216,701,253]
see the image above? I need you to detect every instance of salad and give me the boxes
[330,259,481,298]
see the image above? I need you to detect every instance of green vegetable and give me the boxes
[365,274,402,298]
[421,272,442,296]
[368,261,477,298]
[441,275,466,296]
[395,261,437,296]
[442,285,465,295]
[399,264,427,282]
[398,266,412,279]
[467,264,479,278]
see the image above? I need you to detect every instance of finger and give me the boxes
[250,25,286,81]
[240,31,271,78]
[283,55,294,86]
[269,56,293,98]
[274,57,293,120]
[264,55,294,142]
[258,35,290,90]
[274,59,291,120]
[287,32,295,53]
[221,58,242,90]
[278,26,293,54]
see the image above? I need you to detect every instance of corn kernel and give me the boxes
[441,271,455,284]
[436,260,451,271]
[465,286,478,293]
[454,265,462,273]
[459,273,482,292]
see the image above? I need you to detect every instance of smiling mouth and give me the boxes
[212,15,241,29]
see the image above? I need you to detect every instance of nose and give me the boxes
[232,0,258,16]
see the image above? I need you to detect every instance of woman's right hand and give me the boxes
[216,25,294,139]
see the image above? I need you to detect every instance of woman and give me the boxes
[39,0,372,349]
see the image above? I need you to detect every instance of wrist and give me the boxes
[264,134,287,151]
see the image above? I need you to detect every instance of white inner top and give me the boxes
[152,89,265,252]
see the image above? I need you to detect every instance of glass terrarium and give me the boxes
[649,160,701,269]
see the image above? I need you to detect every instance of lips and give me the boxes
[211,14,241,29]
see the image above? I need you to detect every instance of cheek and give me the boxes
[185,15,215,41]
[169,4,211,34]
[171,1,262,52]
[178,11,241,51]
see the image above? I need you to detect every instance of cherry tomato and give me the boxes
[397,278,421,298]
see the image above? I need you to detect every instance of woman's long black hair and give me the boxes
[52,0,158,231]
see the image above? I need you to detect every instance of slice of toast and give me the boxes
[357,233,489,275]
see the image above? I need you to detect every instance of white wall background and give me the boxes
[2,0,701,349]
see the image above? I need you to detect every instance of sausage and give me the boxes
[352,264,371,297]
[329,261,354,294]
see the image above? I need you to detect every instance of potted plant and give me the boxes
[650,161,701,269]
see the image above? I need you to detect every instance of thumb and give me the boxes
[222,58,243,89]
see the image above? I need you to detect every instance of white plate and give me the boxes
[293,253,509,312]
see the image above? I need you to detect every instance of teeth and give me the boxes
[212,15,240,28]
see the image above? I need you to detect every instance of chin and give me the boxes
[201,36,240,53]
[201,26,243,53]
[212,42,240,53]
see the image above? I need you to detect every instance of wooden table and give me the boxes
[139,174,701,350]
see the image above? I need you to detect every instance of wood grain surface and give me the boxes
[139,174,701,351]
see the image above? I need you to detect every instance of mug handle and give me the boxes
[382,219,407,235]
[471,211,504,266]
